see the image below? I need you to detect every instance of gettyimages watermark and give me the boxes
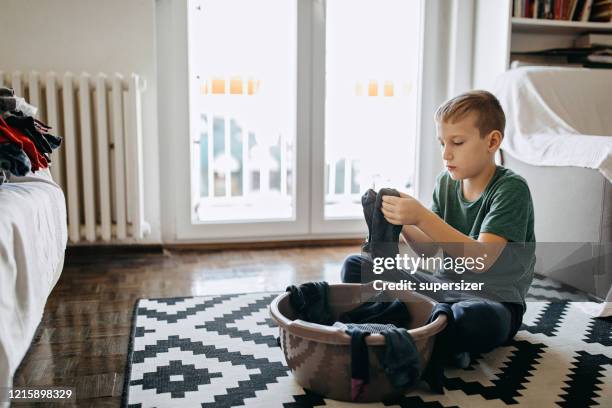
[0,387,76,403]
[371,253,487,275]
[355,241,611,303]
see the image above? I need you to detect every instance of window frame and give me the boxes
[158,0,431,243]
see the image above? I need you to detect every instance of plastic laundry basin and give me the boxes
[269,282,448,402]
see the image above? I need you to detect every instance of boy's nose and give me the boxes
[443,147,453,161]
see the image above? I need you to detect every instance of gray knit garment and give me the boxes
[333,322,398,333]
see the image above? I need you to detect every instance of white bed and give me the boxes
[0,169,67,390]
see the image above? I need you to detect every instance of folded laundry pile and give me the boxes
[285,281,421,401]
[0,87,62,184]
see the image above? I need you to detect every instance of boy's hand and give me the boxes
[381,192,426,226]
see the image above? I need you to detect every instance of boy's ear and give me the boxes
[486,130,502,152]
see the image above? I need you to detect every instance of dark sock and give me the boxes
[361,189,377,254]
[371,188,402,259]
[347,328,371,401]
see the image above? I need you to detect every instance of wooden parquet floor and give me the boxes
[11,245,359,407]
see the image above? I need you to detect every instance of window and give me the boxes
[188,0,297,223]
[181,0,424,239]
[324,0,421,219]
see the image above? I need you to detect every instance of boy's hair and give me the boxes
[434,90,505,138]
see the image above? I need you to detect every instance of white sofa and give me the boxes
[0,169,67,391]
[504,152,611,301]
[494,67,612,308]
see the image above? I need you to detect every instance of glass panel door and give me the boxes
[188,0,297,223]
[178,0,423,241]
[324,0,422,220]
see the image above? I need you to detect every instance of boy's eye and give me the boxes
[453,141,464,146]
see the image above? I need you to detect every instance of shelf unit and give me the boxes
[512,17,612,34]
[511,16,612,52]
[472,0,612,89]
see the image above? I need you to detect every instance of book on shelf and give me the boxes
[510,59,583,68]
[585,48,612,62]
[511,46,612,68]
[513,47,595,55]
[591,0,612,21]
[580,0,594,21]
[583,61,612,66]
[510,54,579,65]
[572,0,585,20]
[575,33,612,47]
[512,0,612,21]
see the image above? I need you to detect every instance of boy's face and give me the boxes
[436,113,496,180]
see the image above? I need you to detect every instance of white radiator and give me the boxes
[0,70,150,243]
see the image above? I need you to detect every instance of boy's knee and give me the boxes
[451,300,511,353]
[341,254,366,283]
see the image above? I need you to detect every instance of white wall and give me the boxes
[0,0,162,243]
[472,0,511,90]
[416,0,452,207]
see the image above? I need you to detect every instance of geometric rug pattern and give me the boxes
[122,276,612,407]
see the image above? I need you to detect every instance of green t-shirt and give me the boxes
[431,165,536,306]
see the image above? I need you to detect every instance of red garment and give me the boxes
[0,116,47,171]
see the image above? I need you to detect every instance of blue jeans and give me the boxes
[340,254,521,354]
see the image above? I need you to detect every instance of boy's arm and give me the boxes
[401,225,440,258]
[382,194,506,273]
[416,210,506,273]
[419,178,534,272]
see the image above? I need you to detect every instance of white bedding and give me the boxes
[0,169,67,389]
[493,66,612,182]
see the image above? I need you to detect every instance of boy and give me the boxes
[341,90,535,365]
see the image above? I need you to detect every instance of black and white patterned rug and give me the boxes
[122,276,612,407]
